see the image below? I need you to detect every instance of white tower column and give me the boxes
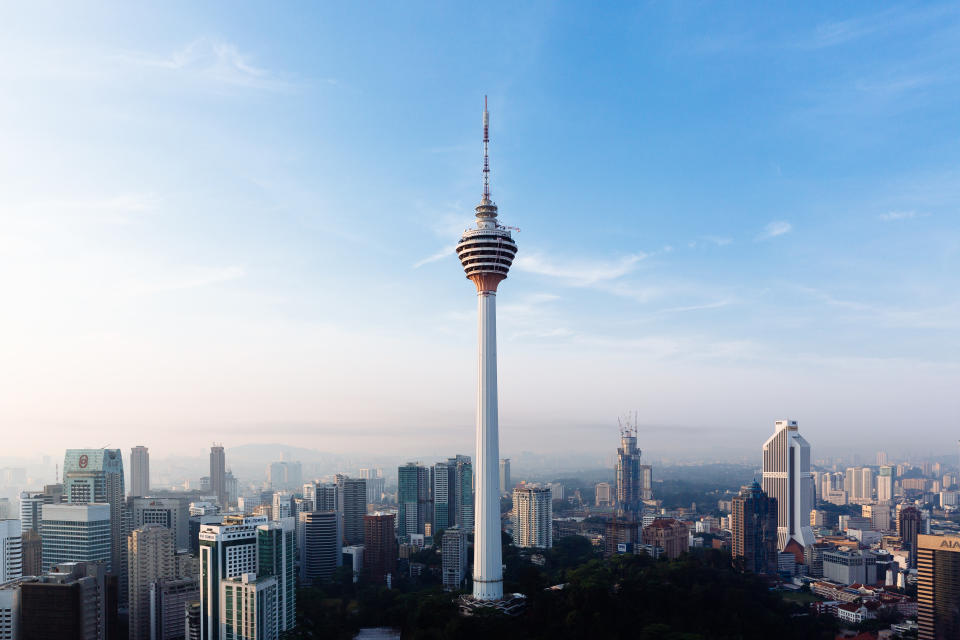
[472,290,502,600]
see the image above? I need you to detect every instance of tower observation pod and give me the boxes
[456,97,517,602]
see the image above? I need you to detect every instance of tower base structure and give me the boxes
[458,593,527,617]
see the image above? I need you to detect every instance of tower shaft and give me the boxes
[472,289,502,600]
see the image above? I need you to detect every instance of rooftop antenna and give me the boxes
[482,95,490,203]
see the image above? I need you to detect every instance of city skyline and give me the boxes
[2,3,959,461]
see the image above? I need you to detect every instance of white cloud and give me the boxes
[756,221,792,241]
[131,265,245,294]
[514,252,646,286]
[413,247,455,268]
[879,210,920,221]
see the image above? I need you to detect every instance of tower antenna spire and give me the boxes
[482,95,490,203]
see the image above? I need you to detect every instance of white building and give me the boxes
[512,487,552,549]
[762,419,815,551]
[18,493,44,533]
[877,466,894,502]
[40,504,111,572]
[130,445,150,498]
[220,573,279,640]
[0,521,22,583]
[442,527,468,591]
[0,579,23,640]
[342,545,364,583]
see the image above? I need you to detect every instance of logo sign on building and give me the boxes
[79,455,89,468]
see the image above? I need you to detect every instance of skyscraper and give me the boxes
[499,459,511,496]
[209,445,227,509]
[40,504,111,572]
[761,419,815,550]
[900,506,923,570]
[130,446,150,498]
[512,487,552,549]
[452,455,474,533]
[918,534,960,640]
[19,491,45,533]
[63,449,125,582]
[362,514,397,585]
[336,476,367,546]
[878,465,894,502]
[198,514,267,640]
[219,574,278,640]
[20,562,116,640]
[397,463,430,540]
[298,511,342,584]
[257,520,296,633]
[615,426,642,519]
[639,464,654,501]
[0,519,22,582]
[731,482,778,575]
[455,99,517,602]
[128,525,175,640]
[433,461,457,531]
[130,496,191,550]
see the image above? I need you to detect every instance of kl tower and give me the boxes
[457,97,518,604]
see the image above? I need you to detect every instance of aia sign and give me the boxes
[79,454,89,469]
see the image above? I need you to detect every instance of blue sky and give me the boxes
[1,2,958,461]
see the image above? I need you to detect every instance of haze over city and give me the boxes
[2,2,958,462]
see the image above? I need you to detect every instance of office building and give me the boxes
[128,525,175,640]
[761,419,815,550]
[455,101,517,601]
[40,503,111,572]
[595,482,613,507]
[433,462,456,531]
[0,579,23,640]
[209,445,227,509]
[862,503,891,531]
[642,518,689,560]
[442,526,468,590]
[452,455,474,533]
[336,476,367,546]
[0,520,21,582]
[267,461,302,492]
[823,548,878,585]
[313,483,338,512]
[878,465,894,502]
[198,515,267,640]
[397,463,430,540]
[150,577,199,640]
[20,561,117,640]
[362,514,397,584]
[218,573,278,640]
[187,601,202,640]
[299,512,341,584]
[512,487,552,549]
[19,492,45,533]
[615,426,642,519]
[499,459,511,496]
[130,497,191,551]
[130,446,150,498]
[900,506,923,569]
[257,520,296,633]
[63,449,125,584]
[342,546,363,583]
[731,482,778,575]
[21,529,41,577]
[918,534,960,639]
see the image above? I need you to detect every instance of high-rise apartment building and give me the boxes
[731,482,778,575]
[761,419,815,550]
[198,515,267,640]
[336,476,367,546]
[877,451,888,466]
[40,504,111,572]
[862,503,891,531]
[299,512,341,584]
[209,445,227,509]
[616,426,642,519]
[397,463,430,540]
[442,526,468,591]
[130,497,191,551]
[512,487,552,549]
[639,464,654,501]
[219,573,279,640]
[128,525,176,640]
[257,520,296,633]
[499,459,511,496]
[455,99,517,602]
[63,449,125,582]
[130,446,150,498]
[900,506,923,570]
[918,533,960,640]
[0,579,22,640]
[878,465,894,502]
[452,455,474,533]
[362,514,397,585]
[0,520,22,582]
[433,461,456,531]
[595,482,613,506]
